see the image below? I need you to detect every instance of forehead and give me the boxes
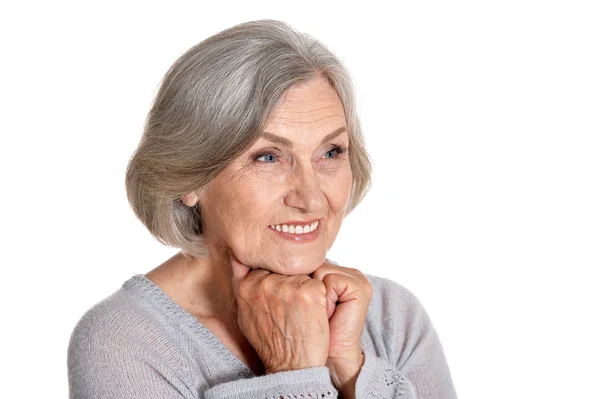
[263,77,347,140]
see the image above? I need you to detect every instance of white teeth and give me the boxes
[270,220,319,235]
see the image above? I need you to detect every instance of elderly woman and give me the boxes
[68,20,457,399]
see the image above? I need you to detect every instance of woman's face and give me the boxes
[196,76,353,275]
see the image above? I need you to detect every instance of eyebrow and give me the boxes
[260,126,347,148]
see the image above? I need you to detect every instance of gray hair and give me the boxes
[125,19,372,258]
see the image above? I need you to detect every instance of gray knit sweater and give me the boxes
[67,271,457,398]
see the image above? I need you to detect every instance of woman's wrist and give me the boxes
[327,351,365,397]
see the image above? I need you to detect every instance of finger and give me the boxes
[311,262,359,282]
[322,273,365,304]
[327,294,337,320]
[311,272,341,320]
[311,266,343,319]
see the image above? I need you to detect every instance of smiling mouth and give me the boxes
[268,220,321,242]
[269,220,319,235]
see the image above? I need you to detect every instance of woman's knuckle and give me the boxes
[238,279,252,295]
[311,268,325,280]
[322,273,336,284]
[298,289,316,304]
[259,275,275,291]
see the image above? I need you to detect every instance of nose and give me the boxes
[283,162,327,214]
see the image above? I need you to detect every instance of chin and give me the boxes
[265,252,326,276]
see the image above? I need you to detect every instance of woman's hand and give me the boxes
[230,255,330,374]
[311,262,373,395]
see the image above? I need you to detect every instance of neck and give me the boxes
[151,243,238,320]
[190,246,238,317]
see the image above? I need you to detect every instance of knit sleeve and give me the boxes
[351,277,458,399]
[204,367,337,399]
[351,352,415,398]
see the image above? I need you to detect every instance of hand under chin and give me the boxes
[237,255,327,276]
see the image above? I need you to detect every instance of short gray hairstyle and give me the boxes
[125,19,372,258]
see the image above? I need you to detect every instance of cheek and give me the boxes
[200,172,253,237]
[217,172,283,234]
[324,167,353,211]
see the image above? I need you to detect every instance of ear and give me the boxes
[181,191,199,207]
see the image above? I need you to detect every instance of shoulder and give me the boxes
[68,280,154,351]
[67,281,159,376]
[67,277,195,397]
[67,275,192,362]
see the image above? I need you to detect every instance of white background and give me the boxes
[1,1,599,398]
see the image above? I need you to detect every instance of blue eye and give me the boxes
[324,149,337,159]
[254,152,277,163]
[324,145,347,159]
